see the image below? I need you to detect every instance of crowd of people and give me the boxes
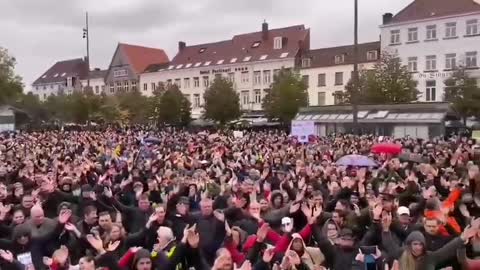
[0,128,479,270]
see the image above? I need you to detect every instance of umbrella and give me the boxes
[371,143,402,155]
[335,154,377,167]
[398,153,429,163]
[144,137,161,144]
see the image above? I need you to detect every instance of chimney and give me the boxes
[382,13,393,24]
[178,41,186,52]
[262,20,269,40]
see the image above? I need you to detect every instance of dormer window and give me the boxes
[176,64,183,69]
[204,61,212,66]
[252,41,261,48]
[194,62,202,67]
[168,65,174,70]
[53,73,59,78]
[280,52,289,58]
[217,59,224,65]
[42,75,47,79]
[274,37,282,49]
[199,48,207,53]
[243,56,252,62]
[259,55,268,60]
[185,63,192,68]
[302,58,311,68]
[335,54,345,64]
[367,51,378,61]
[230,58,237,63]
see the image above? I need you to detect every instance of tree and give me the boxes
[338,51,418,105]
[203,77,241,125]
[444,66,480,125]
[262,68,308,124]
[15,92,47,121]
[116,91,151,124]
[0,47,23,105]
[156,84,191,126]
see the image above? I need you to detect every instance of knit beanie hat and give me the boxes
[405,231,426,246]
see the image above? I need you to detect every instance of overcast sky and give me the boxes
[0,0,412,91]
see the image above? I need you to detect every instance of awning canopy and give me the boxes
[294,110,447,124]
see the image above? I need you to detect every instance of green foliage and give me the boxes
[339,51,419,105]
[444,66,480,124]
[0,47,23,105]
[156,84,191,126]
[203,76,241,125]
[115,90,152,124]
[262,68,308,124]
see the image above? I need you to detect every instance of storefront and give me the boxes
[293,102,451,139]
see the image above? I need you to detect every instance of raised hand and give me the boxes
[0,250,13,263]
[256,223,270,243]
[262,248,275,263]
[186,229,200,248]
[106,240,120,251]
[58,209,72,224]
[86,234,104,252]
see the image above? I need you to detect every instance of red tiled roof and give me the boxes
[33,58,88,85]
[389,0,480,24]
[119,43,169,74]
[157,25,309,72]
[303,41,380,69]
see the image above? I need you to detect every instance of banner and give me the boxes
[291,121,315,143]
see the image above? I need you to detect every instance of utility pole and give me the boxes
[83,12,90,91]
[352,0,359,134]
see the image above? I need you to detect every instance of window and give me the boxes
[61,72,66,77]
[367,51,378,61]
[274,37,282,49]
[426,25,437,40]
[175,79,181,87]
[184,78,190,88]
[426,55,437,71]
[408,28,418,42]
[166,79,172,86]
[193,77,200,88]
[203,76,209,87]
[124,81,129,91]
[333,91,343,105]
[318,92,326,106]
[445,22,457,38]
[408,57,418,72]
[241,71,249,84]
[466,51,478,68]
[110,84,115,93]
[254,71,261,85]
[228,73,235,83]
[131,81,137,91]
[94,85,99,94]
[466,19,479,36]
[185,63,192,68]
[193,94,201,108]
[254,89,261,104]
[426,80,436,101]
[53,73,59,78]
[102,85,105,92]
[334,72,343,85]
[176,64,183,69]
[335,55,345,64]
[216,60,224,65]
[318,73,326,86]
[445,54,456,70]
[252,41,261,48]
[151,82,156,91]
[168,65,174,70]
[280,52,289,58]
[113,69,127,78]
[302,58,311,67]
[259,55,268,60]
[263,70,271,85]
[241,91,250,105]
[302,75,309,87]
[194,62,202,67]
[390,30,400,44]
[116,81,121,91]
[230,58,237,63]
[199,48,206,53]
[243,56,252,62]
[204,61,212,66]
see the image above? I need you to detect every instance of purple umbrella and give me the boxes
[335,154,377,167]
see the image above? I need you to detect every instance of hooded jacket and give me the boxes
[286,233,325,270]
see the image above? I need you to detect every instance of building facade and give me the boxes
[140,23,310,118]
[299,42,380,106]
[381,0,480,102]
[80,68,107,95]
[104,43,169,95]
[32,58,88,101]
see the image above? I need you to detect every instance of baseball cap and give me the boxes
[397,206,410,216]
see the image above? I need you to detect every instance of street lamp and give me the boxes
[352,0,359,134]
[83,12,90,91]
